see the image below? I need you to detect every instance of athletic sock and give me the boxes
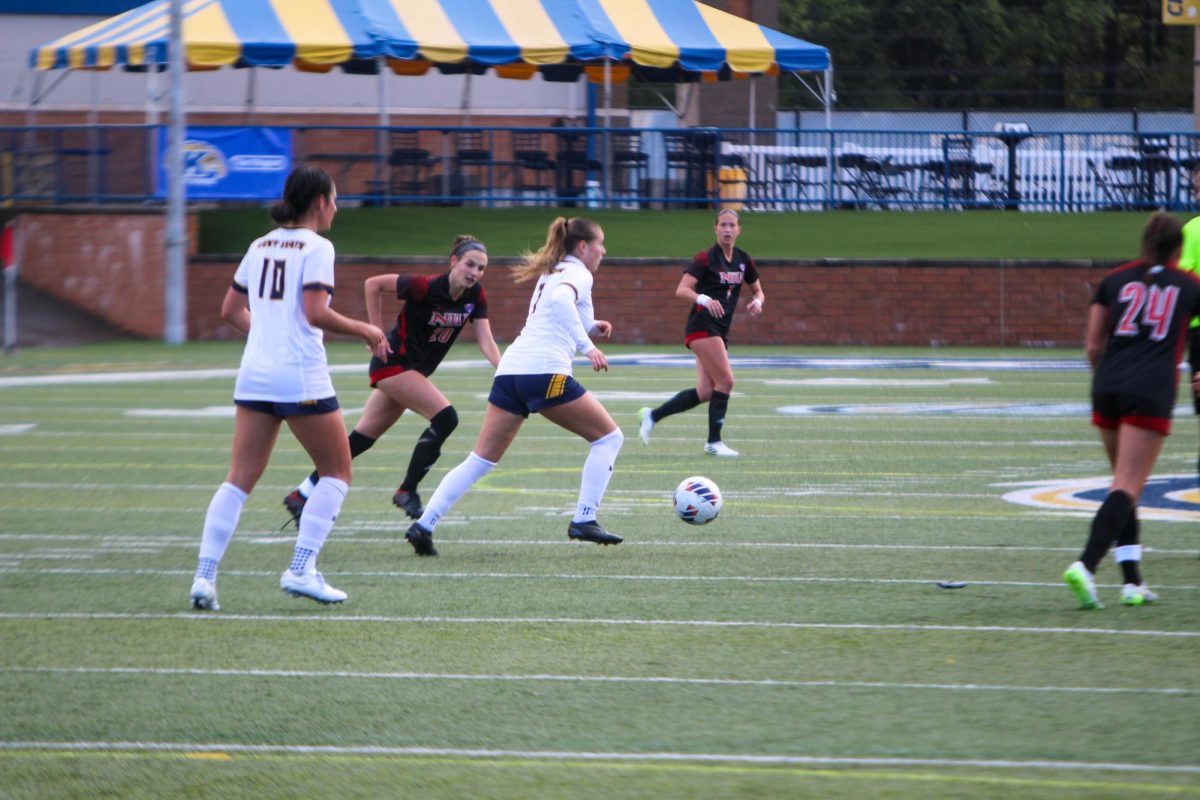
[651,388,701,423]
[1115,508,1142,585]
[416,451,495,532]
[400,406,458,492]
[1080,489,1133,573]
[196,482,247,576]
[293,476,349,569]
[298,431,375,499]
[707,390,730,444]
[573,429,624,523]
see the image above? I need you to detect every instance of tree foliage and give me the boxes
[779,0,1191,109]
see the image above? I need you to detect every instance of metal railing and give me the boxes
[3,123,1198,212]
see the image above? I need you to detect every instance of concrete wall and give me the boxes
[14,210,1106,348]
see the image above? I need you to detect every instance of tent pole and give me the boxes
[603,60,611,204]
[146,65,159,125]
[749,78,756,148]
[164,0,187,345]
[245,67,256,123]
[823,63,834,129]
[89,70,100,201]
[377,56,388,198]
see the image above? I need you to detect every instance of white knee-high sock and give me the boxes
[417,451,496,531]
[574,428,623,523]
[198,482,248,569]
[294,476,349,563]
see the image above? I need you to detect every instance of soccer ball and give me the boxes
[673,476,722,525]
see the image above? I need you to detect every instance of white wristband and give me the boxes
[695,294,712,307]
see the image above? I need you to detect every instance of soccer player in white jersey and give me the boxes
[403,216,624,556]
[189,166,390,610]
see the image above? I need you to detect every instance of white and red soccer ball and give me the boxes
[673,476,722,525]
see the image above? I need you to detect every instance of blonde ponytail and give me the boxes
[510,216,599,283]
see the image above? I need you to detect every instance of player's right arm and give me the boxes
[220,286,250,335]
[676,272,723,318]
[363,273,401,332]
[1084,302,1109,370]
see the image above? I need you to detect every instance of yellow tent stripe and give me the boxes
[595,0,678,68]
[693,2,774,73]
[182,1,241,66]
[386,0,467,63]
[36,1,164,70]
[488,0,569,65]
[269,0,354,65]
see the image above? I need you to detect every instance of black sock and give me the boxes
[1116,507,1142,585]
[651,388,701,423]
[400,406,459,492]
[707,390,730,444]
[1080,489,1133,573]
[307,430,376,490]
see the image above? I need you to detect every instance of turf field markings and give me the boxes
[2,566,1196,593]
[2,532,1197,556]
[762,378,993,387]
[4,666,1194,697]
[0,741,1194,775]
[0,612,1194,638]
[0,424,35,435]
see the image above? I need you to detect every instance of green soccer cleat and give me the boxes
[1063,561,1103,609]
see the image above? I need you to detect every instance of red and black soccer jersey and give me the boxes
[373,273,488,380]
[683,244,759,342]
[1091,260,1200,407]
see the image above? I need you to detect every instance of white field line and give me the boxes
[0,612,1194,638]
[1,532,1197,556]
[0,741,1194,774]
[0,566,1196,593]
[3,666,1193,697]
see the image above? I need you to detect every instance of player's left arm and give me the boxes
[745,278,765,316]
[472,318,502,368]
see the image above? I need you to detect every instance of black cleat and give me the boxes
[282,490,306,529]
[567,520,623,546]
[405,522,438,557]
[392,488,424,519]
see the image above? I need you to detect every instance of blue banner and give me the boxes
[157,127,291,200]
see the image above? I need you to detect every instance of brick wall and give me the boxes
[15,209,198,339]
[16,210,1107,348]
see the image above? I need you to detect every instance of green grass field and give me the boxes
[197,207,1173,261]
[1,342,1198,799]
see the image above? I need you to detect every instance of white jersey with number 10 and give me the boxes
[230,227,336,402]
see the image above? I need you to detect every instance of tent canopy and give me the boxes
[30,0,831,79]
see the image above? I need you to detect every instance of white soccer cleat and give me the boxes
[1062,561,1102,609]
[638,407,654,446]
[280,569,347,604]
[189,577,219,611]
[703,441,739,458]
[1121,583,1158,606]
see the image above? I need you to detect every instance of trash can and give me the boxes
[708,167,747,210]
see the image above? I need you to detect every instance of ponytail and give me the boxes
[1138,211,1183,286]
[510,216,600,283]
[270,166,333,224]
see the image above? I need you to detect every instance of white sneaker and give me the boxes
[190,577,219,611]
[1062,561,1102,609]
[638,407,655,446]
[280,569,347,604]
[704,441,739,458]
[1121,583,1158,606]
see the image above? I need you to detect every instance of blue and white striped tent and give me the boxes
[30,0,831,80]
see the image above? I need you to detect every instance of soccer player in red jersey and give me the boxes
[638,209,765,457]
[1063,212,1200,609]
[283,235,500,523]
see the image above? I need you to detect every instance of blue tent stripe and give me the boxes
[358,0,419,61]
[645,0,726,72]
[328,0,378,59]
[536,0,606,62]
[759,25,828,71]
[435,0,520,65]
[220,0,293,66]
[571,0,628,61]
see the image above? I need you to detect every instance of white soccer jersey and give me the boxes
[230,227,337,402]
[496,256,596,376]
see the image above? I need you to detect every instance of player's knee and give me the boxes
[431,405,459,439]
